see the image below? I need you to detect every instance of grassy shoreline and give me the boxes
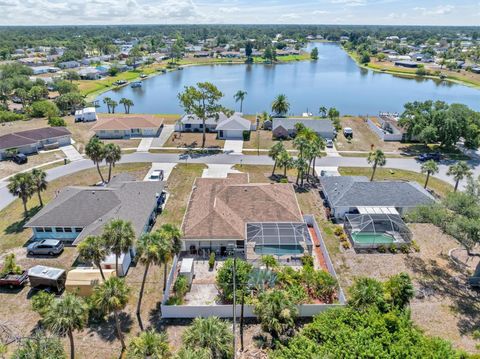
[344,47,480,90]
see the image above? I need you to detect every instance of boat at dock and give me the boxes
[130,81,142,88]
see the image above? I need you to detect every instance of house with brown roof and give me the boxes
[181,173,312,259]
[91,116,164,139]
[0,127,71,159]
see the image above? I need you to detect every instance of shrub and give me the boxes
[208,252,215,270]
[301,254,314,268]
[279,178,288,183]
[242,130,250,141]
[411,240,420,252]
[389,244,398,254]
[216,258,252,302]
[377,244,387,253]
[339,233,348,242]
[311,270,337,303]
[174,275,189,298]
[31,291,55,317]
[1,253,22,275]
[286,283,309,304]
[334,227,344,236]
[342,241,350,249]
[30,100,59,118]
[400,244,410,254]
[48,116,66,127]
[0,110,24,123]
[166,296,183,305]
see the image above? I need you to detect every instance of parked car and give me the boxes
[140,74,147,78]
[150,169,164,181]
[343,127,353,138]
[326,139,334,148]
[12,153,27,164]
[417,152,441,162]
[27,239,64,256]
[0,271,28,288]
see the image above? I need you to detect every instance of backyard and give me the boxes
[164,132,224,148]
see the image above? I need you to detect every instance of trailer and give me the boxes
[28,265,66,292]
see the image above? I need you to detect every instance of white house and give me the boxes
[91,116,164,139]
[175,112,252,139]
[75,107,98,122]
[216,113,251,139]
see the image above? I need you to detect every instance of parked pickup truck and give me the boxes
[0,271,28,288]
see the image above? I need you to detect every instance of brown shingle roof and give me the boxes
[0,127,71,150]
[182,173,303,240]
[91,116,164,131]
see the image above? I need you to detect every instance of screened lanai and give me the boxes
[344,210,412,249]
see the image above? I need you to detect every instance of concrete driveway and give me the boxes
[223,139,243,154]
[202,164,241,178]
[151,125,175,147]
[137,138,153,152]
[143,162,177,181]
[60,145,83,161]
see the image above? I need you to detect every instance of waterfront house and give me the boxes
[0,127,71,159]
[175,112,252,139]
[91,116,164,139]
[272,118,335,140]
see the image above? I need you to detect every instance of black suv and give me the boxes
[12,154,27,164]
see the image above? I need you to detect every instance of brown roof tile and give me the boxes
[91,116,164,131]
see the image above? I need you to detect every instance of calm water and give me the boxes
[96,43,480,115]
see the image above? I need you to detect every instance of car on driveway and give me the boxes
[417,152,441,162]
[150,169,164,181]
[12,153,27,164]
[326,139,334,148]
[27,239,64,256]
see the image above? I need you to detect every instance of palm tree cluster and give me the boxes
[102,96,118,114]
[269,124,325,186]
[119,97,134,114]
[85,136,121,183]
[8,168,48,217]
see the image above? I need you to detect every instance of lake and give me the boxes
[95,42,480,115]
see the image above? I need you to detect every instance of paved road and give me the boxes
[0,152,476,211]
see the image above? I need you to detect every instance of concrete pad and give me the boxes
[325,144,341,157]
[223,139,244,154]
[315,166,340,177]
[143,163,177,181]
[151,125,174,147]
[60,145,83,162]
[137,138,153,152]
[202,164,241,178]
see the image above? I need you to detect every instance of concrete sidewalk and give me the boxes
[151,125,174,147]
[223,139,244,154]
[61,145,83,161]
[137,138,153,152]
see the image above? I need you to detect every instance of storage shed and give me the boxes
[179,258,194,287]
[101,252,132,277]
[28,265,66,292]
[65,268,116,296]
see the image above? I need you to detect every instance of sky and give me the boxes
[0,0,479,26]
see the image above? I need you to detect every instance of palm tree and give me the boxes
[421,160,439,189]
[126,329,171,358]
[277,150,294,177]
[102,219,135,277]
[92,277,130,351]
[182,317,233,359]
[175,347,211,359]
[268,141,285,176]
[77,236,107,280]
[318,106,328,118]
[293,134,309,159]
[31,168,48,207]
[110,100,118,114]
[294,157,309,186]
[271,94,290,117]
[233,90,247,113]
[135,232,162,328]
[157,232,174,292]
[367,149,386,181]
[160,223,182,256]
[447,161,472,192]
[254,289,298,341]
[259,111,272,129]
[8,173,34,217]
[13,332,66,358]
[261,255,278,270]
[85,137,106,183]
[103,97,112,113]
[310,136,326,176]
[15,88,28,107]
[104,143,122,182]
[119,98,134,114]
[43,293,88,359]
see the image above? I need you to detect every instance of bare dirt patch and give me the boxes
[164,132,224,149]
[0,150,65,179]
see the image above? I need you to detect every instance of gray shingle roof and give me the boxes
[25,179,165,245]
[0,127,71,150]
[178,112,228,126]
[272,118,335,133]
[215,113,251,131]
[320,176,435,208]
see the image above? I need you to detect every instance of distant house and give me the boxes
[74,107,97,122]
[0,127,71,159]
[91,116,164,139]
[25,175,165,245]
[193,51,211,58]
[319,176,435,219]
[394,60,418,68]
[58,61,80,69]
[30,66,59,75]
[77,67,101,80]
[272,118,336,140]
[175,112,252,139]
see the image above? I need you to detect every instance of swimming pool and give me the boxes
[351,232,395,245]
[254,245,304,256]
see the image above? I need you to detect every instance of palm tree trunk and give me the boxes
[202,119,206,148]
[108,163,112,183]
[114,309,126,350]
[22,197,28,217]
[37,190,43,207]
[370,164,377,181]
[454,179,459,192]
[163,262,168,291]
[67,329,75,359]
[96,261,106,280]
[240,291,245,351]
[424,172,430,189]
[284,166,287,177]
[240,100,243,113]
[115,253,119,277]
[96,162,105,183]
[296,170,300,185]
[271,160,277,176]
[136,262,150,319]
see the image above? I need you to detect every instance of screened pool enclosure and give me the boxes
[344,212,412,249]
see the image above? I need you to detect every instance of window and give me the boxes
[55,227,64,232]
[185,124,191,129]
[75,228,83,233]
[199,124,203,128]
[64,228,72,233]
[36,228,45,233]
[44,227,53,232]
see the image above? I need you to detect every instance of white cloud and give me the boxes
[413,5,455,16]
[330,0,366,7]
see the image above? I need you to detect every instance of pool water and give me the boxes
[254,245,304,256]
[351,232,395,245]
